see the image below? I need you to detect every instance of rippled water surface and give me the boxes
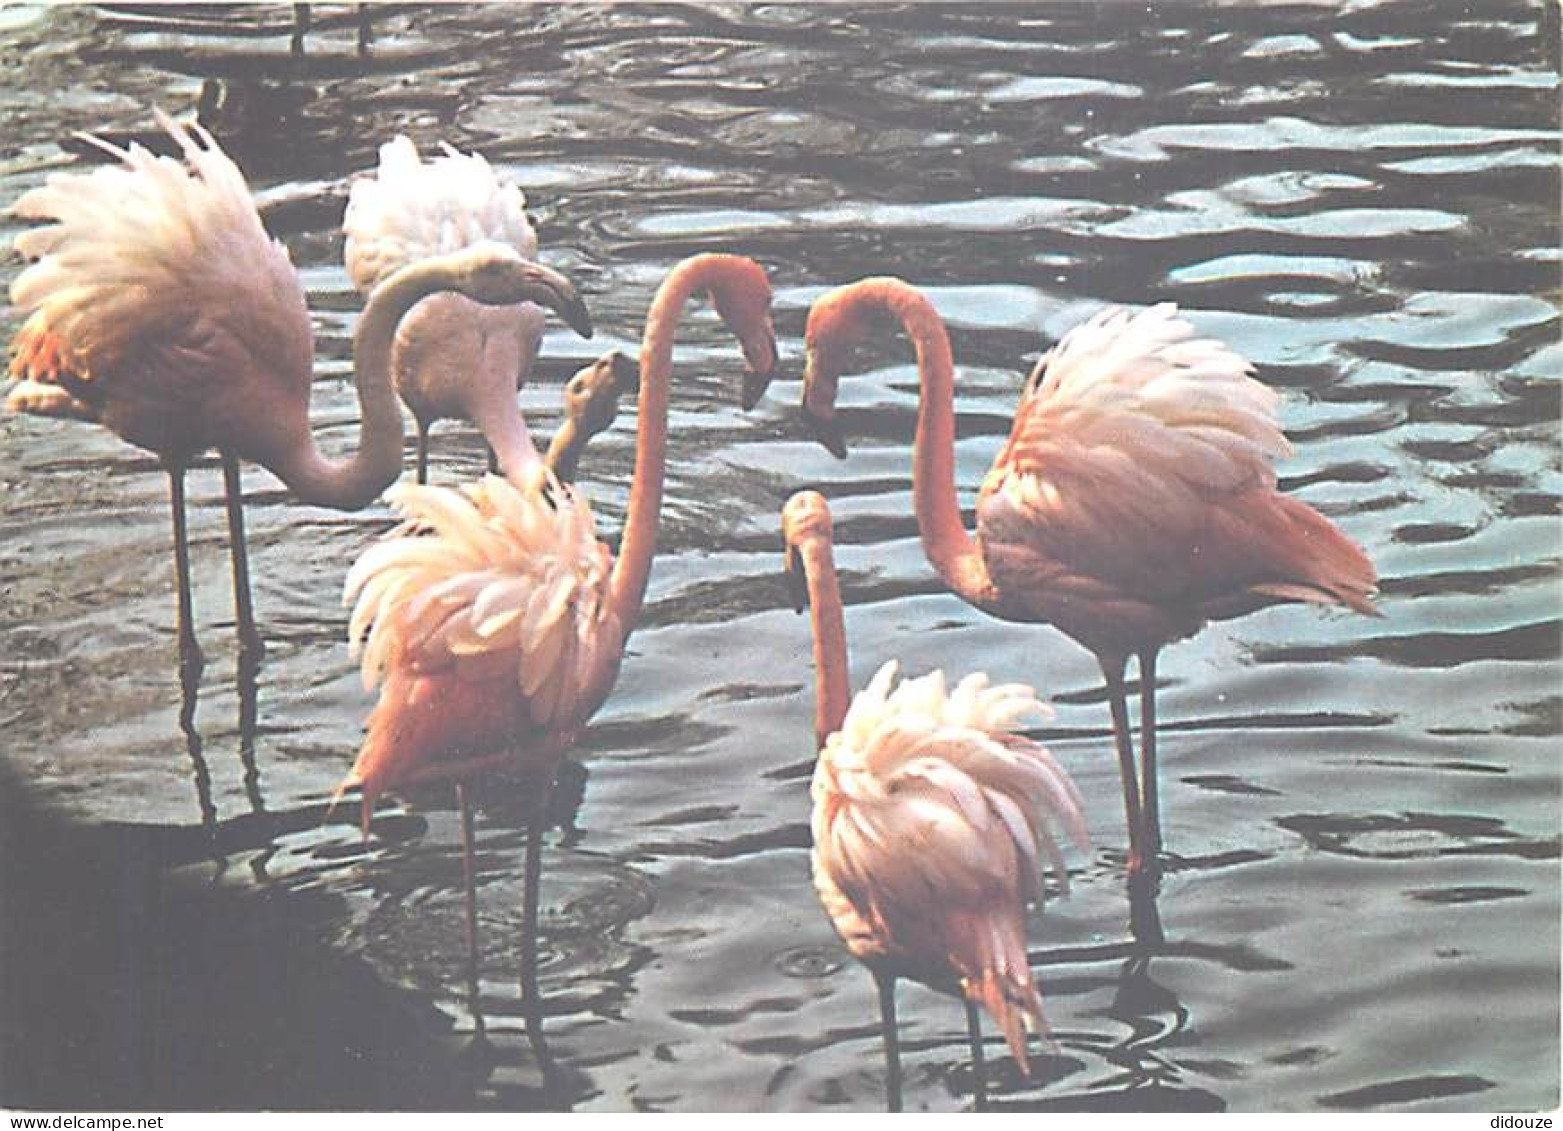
[1,0,1558,1113]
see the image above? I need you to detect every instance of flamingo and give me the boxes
[788,279,1377,881]
[4,111,593,674]
[336,253,776,1055]
[345,135,583,485]
[544,350,639,484]
[783,489,1087,1111]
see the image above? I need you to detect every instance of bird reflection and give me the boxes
[172,596,281,882]
[351,759,603,1100]
[290,3,374,58]
[176,645,221,861]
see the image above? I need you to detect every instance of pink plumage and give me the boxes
[813,662,1088,1069]
[980,303,1377,660]
[784,489,1088,1099]
[796,281,1378,883]
[8,109,312,465]
[339,471,625,828]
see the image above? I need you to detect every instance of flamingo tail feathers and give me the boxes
[1262,494,1381,617]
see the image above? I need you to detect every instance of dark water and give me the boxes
[0,0,1558,1113]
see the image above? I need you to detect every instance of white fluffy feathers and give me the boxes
[815,661,1089,911]
[345,473,620,730]
[1007,303,1290,494]
[8,109,310,388]
[344,136,538,294]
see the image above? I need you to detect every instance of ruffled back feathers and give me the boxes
[344,136,538,295]
[346,473,620,732]
[812,661,1089,1069]
[8,110,310,415]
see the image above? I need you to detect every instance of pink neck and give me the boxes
[606,255,760,629]
[846,280,994,608]
[800,536,852,744]
[465,328,544,486]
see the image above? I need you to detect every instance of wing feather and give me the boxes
[344,136,538,293]
[345,473,620,731]
[8,113,312,438]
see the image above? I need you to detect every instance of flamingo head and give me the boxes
[800,288,874,460]
[702,258,777,409]
[449,242,595,339]
[547,350,638,483]
[565,349,639,436]
[781,489,832,614]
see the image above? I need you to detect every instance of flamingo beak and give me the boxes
[784,541,809,614]
[740,326,779,410]
[802,403,849,460]
[608,349,640,393]
[524,262,594,339]
[737,351,775,418]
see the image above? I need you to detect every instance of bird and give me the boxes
[544,350,639,484]
[785,279,1377,885]
[345,135,584,486]
[782,489,1088,1111]
[5,110,593,676]
[336,252,776,1058]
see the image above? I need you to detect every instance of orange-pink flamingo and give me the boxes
[784,489,1087,1111]
[344,135,598,484]
[5,111,592,674]
[791,280,1377,881]
[336,253,776,1054]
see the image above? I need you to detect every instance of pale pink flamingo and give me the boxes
[4,111,592,674]
[783,489,1088,1111]
[790,280,1377,880]
[336,253,776,1054]
[344,136,597,484]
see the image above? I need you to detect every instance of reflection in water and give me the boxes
[176,642,220,854]
[0,0,1556,1114]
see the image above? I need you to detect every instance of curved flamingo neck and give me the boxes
[800,533,852,746]
[606,254,759,632]
[839,279,995,609]
[274,267,452,510]
[465,330,544,487]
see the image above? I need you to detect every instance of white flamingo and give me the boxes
[344,135,593,484]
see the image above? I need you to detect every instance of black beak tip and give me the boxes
[742,368,774,412]
[609,350,640,392]
[804,408,850,460]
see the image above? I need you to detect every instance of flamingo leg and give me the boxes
[873,969,903,1113]
[167,465,204,680]
[1138,648,1163,866]
[221,450,264,666]
[1101,656,1146,876]
[964,998,988,1111]
[415,422,430,485]
[520,771,558,1073]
